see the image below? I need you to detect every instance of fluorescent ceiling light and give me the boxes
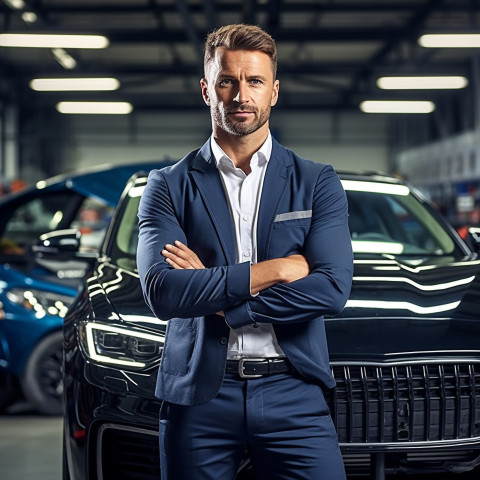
[0,33,109,49]
[56,102,133,115]
[419,34,480,48]
[51,48,77,69]
[21,12,38,24]
[4,0,26,9]
[31,78,120,91]
[360,100,435,114]
[377,76,468,90]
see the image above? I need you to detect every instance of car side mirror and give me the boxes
[32,228,96,258]
[31,229,98,279]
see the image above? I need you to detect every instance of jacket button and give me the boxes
[220,337,228,345]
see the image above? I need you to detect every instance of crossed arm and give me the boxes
[162,240,310,295]
[138,166,353,325]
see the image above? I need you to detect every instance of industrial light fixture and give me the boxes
[21,11,37,24]
[0,33,109,49]
[377,76,468,90]
[30,78,120,91]
[51,48,77,70]
[359,100,435,114]
[3,0,26,9]
[56,102,133,115]
[419,34,480,48]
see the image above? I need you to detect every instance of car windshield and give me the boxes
[108,177,465,272]
[108,180,146,272]
[343,179,462,257]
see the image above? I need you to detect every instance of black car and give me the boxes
[55,171,480,480]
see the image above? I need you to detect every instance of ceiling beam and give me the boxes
[21,61,470,78]
[174,0,204,74]
[345,0,445,103]
[28,2,476,15]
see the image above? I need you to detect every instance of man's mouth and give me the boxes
[229,110,254,118]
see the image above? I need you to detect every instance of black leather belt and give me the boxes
[226,358,292,379]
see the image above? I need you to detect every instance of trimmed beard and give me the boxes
[212,104,271,137]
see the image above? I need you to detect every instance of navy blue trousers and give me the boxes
[159,371,346,480]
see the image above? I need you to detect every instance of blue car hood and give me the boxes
[64,162,167,206]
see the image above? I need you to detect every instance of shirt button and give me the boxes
[220,337,228,345]
[243,215,249,221]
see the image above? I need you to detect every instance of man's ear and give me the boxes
[200,78,210,106]
[271,79,280,107]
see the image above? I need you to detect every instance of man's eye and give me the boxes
[250,79,263,85]
[219,79,233,87]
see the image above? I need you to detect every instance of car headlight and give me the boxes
[6,288,74,318]
[79,322,164,369]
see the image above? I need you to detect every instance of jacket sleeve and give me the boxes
[225,165,353,328]
[137,169,252,320]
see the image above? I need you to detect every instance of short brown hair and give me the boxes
[204,24,277,79]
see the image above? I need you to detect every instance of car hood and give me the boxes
[0,161,169,208]
[87,264,163,330]
[95,254,480,360]
[66,162,165,206]
[328,254,480,361]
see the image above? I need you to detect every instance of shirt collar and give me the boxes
[211,132,272,171]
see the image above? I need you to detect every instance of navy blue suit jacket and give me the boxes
[137,138,353,406]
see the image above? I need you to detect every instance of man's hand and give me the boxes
[162,241,205,269]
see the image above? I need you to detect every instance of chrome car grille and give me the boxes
[96,359,480,480]
[331,362,480,445]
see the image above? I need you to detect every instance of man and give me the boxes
[137,23,353,480]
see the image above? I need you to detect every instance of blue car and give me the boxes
[0,161,172,415]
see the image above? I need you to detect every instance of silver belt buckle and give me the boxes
[238,358,265,379]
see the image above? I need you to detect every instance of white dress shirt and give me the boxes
[211,133,285,360]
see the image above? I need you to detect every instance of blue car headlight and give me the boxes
[6,288,75,318]
[78,322,164,369]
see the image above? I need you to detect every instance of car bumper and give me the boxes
[65,355,480,479]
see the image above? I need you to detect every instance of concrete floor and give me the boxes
[0,401,479,480]
[0,403,62,480]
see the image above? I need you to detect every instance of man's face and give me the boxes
[201,47,279,137]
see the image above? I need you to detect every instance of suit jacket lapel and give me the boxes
[257,139,292,261]
[190,141,238,265]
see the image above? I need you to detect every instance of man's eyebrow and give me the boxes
[216,74,267,80]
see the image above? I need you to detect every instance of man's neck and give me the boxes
[213,126,269,174]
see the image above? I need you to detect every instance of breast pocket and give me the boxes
[270,211,312,257]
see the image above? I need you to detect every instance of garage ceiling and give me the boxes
[0,0,479,112]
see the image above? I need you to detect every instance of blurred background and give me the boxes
[2,1,480,479]
[0,0,479,230]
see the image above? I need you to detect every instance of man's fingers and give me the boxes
[162,250,193,269]
[161,241,205,269]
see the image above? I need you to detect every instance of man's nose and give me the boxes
[233,82,248,103]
